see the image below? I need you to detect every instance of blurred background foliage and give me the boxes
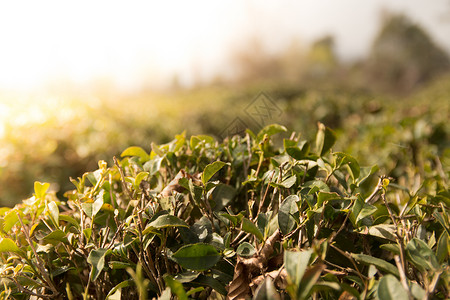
[0,12,449,206]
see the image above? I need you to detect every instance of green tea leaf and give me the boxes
[193,274,227,295]
[284,139,310,160]
[241,218,264,241]
[83,228,92,242]
[171,243,221,271]
[356,203,377,224]
[190,135,215,150]
[186,287,204,297]
[284,249,313,287]
[257,124,287,141]
[47,201,59,226]
[297,264,326,300]
[334,152,360,181]
[315,123,336,156]
[351,253,399,277]
[236,242,256,257]
[202,161,228,184]
[211,184,236,211]
[108,261,135,270]
[253,277,281,300]
[174,271,200,283]
[433,212,450,236]
[42,229,68,244]
[278,195,299,235]
[134,172,149,189]
[436,231,449,263]
[143,214,188,234]
[81,191,104,219]
[217,212,244,227]
[316,191,341,207]
[2,209,19,233]
[256,213,270,236]
[120,146,150,161]
[106,279,134,299]
[0,238,21,254]
[410,282,426,300]
[279,175,297,188]
[380,244,401,255]
[151,142,165,157]
[377,274,409,300]
[406,238,440,271]
[143,156,163,175]
[358,224,397,242]
[87,248,110,281]
[164,275,188,300]
[50,266,74,278]
[34,181,50,199]
[303,180,330,193]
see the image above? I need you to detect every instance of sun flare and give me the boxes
[0,1,239,92]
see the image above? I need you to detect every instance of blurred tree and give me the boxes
[277,39,306,83]
[228,36,308,86]
[230,37,284,84]
[365,13,450,94]
[304,35,338,80]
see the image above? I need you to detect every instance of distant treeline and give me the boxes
[219,13,450,95]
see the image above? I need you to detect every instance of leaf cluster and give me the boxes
[0,124,448,299]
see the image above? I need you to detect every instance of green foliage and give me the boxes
[0,124,448,299]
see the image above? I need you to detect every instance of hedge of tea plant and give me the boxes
[0,124,448,299]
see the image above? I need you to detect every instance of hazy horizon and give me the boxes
[0,0,449,92]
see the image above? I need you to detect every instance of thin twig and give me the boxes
[324,259,366,278]
[365,176,384,205]
[109,173,116,209]
[106,223,125,250]
[394,255,413,300]
[254,150,264,179]
[245,132,252,180]
[314,206,326,240]
[330,244,368,283]
[329,200,354,244]
[12,277,53,299]
[257,171,276,218]
[231,232,252,247]
[426,270,443,300]
[382,192,397,226]
[16,213,59,297]
[382,183,411,289]
[145,246,163,293]
[113,156,133,200]
[100,226,111,248]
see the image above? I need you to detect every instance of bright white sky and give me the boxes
[0,0,449,91]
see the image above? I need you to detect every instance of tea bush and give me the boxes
[2,77,449,209]
[0,124,448,299]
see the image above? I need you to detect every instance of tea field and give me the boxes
[0,74,448,299]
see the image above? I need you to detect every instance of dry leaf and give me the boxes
[226,258,251,300]
[338,291,357,300]
[250,268,288,293]
[160,170,188,198]
[160,170,201,198]
[227,230,282,300]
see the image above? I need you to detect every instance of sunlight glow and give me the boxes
[0,1,239,91]
[0,0,448,92]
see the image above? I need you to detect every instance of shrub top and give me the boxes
[0,124,448,299]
